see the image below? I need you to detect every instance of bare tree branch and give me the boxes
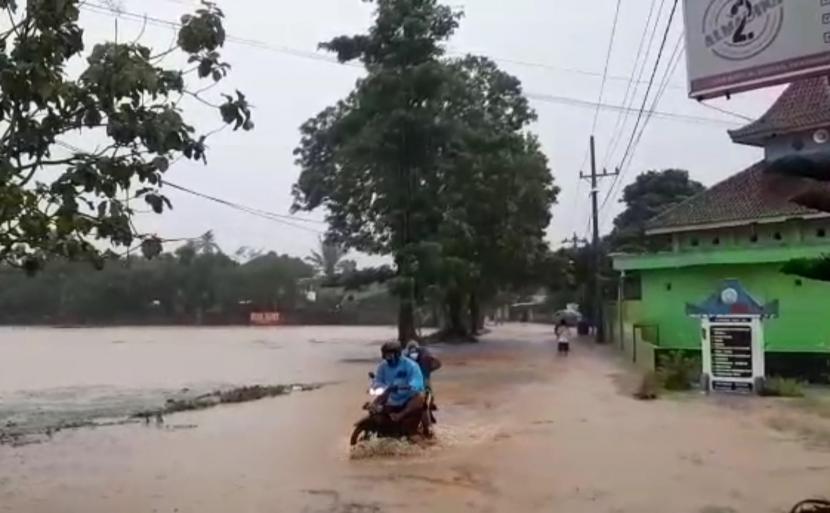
[183,90,221,109]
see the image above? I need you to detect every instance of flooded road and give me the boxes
[2,324,830,512]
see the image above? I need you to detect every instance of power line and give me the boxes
[162,180,327,229]
[598,31,685,218]
[526,92,738,127]
[464,52,685,90]
[613,0,680,182]
[622,35,686,175]
[81,0,742,131]
[54,140,326,234]
[140,0,691,91]
[81,2,362,68]
[591,0,623,134]
[601,0,664,169]
[697,101,754,122]
[83,1,695,93]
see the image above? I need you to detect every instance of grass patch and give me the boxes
[760,377,805,398]
[657,351,701,391]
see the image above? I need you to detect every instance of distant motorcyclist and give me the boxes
[405,341,442,391]
[372,342,426,423]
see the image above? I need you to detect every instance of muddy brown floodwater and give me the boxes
[1,324,830,513]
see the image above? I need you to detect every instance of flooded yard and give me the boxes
[1,324,829,512]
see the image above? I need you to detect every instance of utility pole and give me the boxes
[580,135,618,343]
[561,233,588,250]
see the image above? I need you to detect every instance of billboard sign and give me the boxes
[685,0,830,99]
[250,311,281,326]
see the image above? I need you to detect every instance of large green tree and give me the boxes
[292,0,557,341]
[292,0,464,341]
[433,57,558,334]
[0,0,251,272]
[611,169,704,251]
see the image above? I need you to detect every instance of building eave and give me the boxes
[612,243,830,272]
[645,212,830,236]
[729,120,830,147]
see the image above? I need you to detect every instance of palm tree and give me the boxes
[193,230,221,255]
[305,238,347,278]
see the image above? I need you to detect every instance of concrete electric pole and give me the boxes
[580,135,618,343]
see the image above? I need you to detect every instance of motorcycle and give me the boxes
[349,372,435,446]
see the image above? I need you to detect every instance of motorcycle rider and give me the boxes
[372,341,426,423]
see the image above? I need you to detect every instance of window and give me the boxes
[773,232,783,241]
[795,279,804,287]
[690,238,700,247]
[818,228,827,238]
[712,237,721,246]
[665,283,673,292]
[750,234,759,243]
[623,273,642,301]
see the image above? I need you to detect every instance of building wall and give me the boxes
[639,263,830,353]
[606,300,659,371]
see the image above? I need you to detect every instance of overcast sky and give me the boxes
[76,0,785,262]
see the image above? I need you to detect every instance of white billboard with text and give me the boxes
[685,0,830,99]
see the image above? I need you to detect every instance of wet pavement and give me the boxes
[1,324,830,512]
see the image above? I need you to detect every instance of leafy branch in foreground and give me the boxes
[0,0,252,272]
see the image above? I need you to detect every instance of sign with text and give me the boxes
[684,0,830,99]
[250,312,281,326]
[710,324,753,378]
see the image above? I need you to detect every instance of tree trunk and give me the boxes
[398,300,416,343]
[445,289,467,337]
[469,293,483,335]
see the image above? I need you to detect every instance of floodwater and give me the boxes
[0,326,391,437]
[1,324,830,513]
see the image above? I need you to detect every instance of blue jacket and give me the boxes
[373,356,425,406]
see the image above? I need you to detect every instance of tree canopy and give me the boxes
[610,169,704,251]
[291,0,558,341]
[0,0,252,273]
[0,235,314,325]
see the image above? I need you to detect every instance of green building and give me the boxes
[610,78,830,383]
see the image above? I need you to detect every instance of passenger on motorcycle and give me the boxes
[372,342,426,423]
[405,341,442,391]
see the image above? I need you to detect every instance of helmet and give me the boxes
[405,341,420,353]
[381,341,402,358]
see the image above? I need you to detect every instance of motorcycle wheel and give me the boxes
[350,416,375,446]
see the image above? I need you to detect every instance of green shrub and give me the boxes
[657,351,701,391]
[760,377,805,398]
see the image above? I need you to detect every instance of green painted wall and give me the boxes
[638,264,830,353]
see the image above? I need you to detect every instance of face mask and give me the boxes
[409,351,420,360]
[385,355,400,367]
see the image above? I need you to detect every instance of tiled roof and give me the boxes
[729,77,830,146]
[646,162,826,232]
